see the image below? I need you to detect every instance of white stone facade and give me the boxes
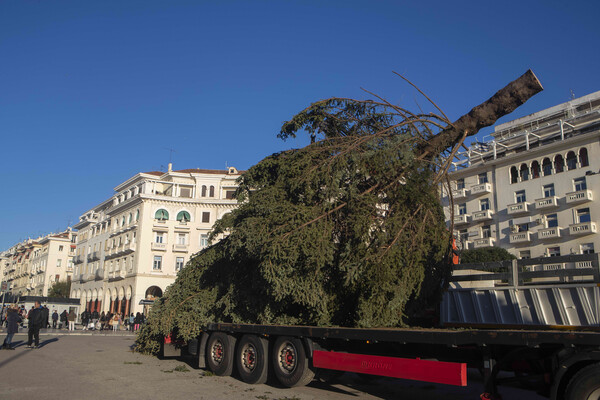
[442,90,600,260]
[70,165,241,316]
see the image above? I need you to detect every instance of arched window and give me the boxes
[519,163,529,181]
[154,209,169,221]
[135,210,139,221]
[566,151,577,170]
[579,147,589,167]
[554,154,564,173]
[128,213,132,224]
[542,158,552,176]
[209,185,215,197]
[121,216,125,227]
[176,211,191,222]
[201,185,207,197]
[531,160,540,179]
[510,166,519,184]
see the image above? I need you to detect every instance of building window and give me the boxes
[200,234,209,248]
[581,243,594,254]
[57,259,62,267]
[456,178,465,190]
[155,209,169,220]
[478,173,488,184]
[481,225,491,238]
[547,247,561,257]
[519,250,531,259]
[128,213,133,224]
[480,198,490,211]
[543,184,555,198]
[225,190,236,199]
[566,151,577,170]
[180,187,192,198]
[176,257,184,272]
[554,154,564,173]
[202,212,210,223]
[59,245,64,251]
[510,167,518,184]
[579,148,589,167]
[577,208,591,223]
[542,158,552,176]
[155,232,164,244]
[121,216,125,227]
[458,229,468,249]
[515,190,526,203]
[531,160,540,179]
[209,185,215,197]
[546,214,558,228]
[458,203,467,215]
[177,233,187,245]
[135,209,140,221]
[517,223,529,232]
[153,256,162,270]
[519,164,529,181]
[201,185,207,197]
[176,211,191,222]
[574,177,587,191]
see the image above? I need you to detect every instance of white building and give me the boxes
[443,90,600,259]
[70,164,241,316]
[1,229,77,297]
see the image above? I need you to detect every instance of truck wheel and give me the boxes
[272,336,315,387]
[565,364,600,400]
[206,332,236,376]
[236,334,269,384]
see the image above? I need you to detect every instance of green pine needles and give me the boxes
[136,96,457,355]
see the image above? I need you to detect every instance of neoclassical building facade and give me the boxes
[70,164,241,316]
[442,90,600,259]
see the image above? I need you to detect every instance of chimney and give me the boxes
[168,163,173,172]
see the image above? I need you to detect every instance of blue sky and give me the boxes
[1,0,599,249]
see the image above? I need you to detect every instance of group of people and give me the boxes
[79,310,145,332]
[1,303,146,350]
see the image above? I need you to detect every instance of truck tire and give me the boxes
[565,363,600,400]
[206,332,236,376]
[236,334,269,384]
[272,336,315,387]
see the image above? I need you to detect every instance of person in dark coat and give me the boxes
[2,305,22,350]
[27,301,44,348]
[52,310,59,329]
[42,306,50,329]
[60,310,68,329]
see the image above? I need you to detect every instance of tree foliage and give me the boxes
[135,72,543,355]
[460,247,516,263]
[48,280,71,298]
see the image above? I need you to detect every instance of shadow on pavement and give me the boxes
[0,338,57,369]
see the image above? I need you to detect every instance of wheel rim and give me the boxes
[587,388,600,400]
[241,343,257,372]
[211,339,224,364]
[278,342,297,375]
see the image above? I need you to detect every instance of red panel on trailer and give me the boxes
[312,350,467,386]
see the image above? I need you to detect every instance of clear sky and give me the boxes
[1,0,599,250]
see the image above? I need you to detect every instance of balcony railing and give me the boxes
[151,242,167,251]
[473,237,494,248]
[73,255,84,264]
[507,202,529,215]
[173,244,189,252]
[470,183,492,196]
[565,189,593,205]
[535,196,559,210]
[471,209,494,222]
[451,188,467,199]
[509,231,531,244]
[538,226,561,239]
[453,214,469,225]
[569,221,597,236]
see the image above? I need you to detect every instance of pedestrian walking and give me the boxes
[26,301,44,348]
[2,305,22,350]
[67,310,76,331]
[134,312,142,331]
[128,313,134,332]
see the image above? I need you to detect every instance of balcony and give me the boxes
[151,242,167,251]
[507,202,529,215]
[87,251,100,262]
[473,237,494,248]
[569,221,597,236]
[470,183,492,196]
[173,244,189,253]
[535,196,559,210]
[509,231,531,244]
[471,209,494,222]
[453,214,469,225]
[565,189,593,205]
[95,269,105,280]
[73,255,84,265]
[451,188,467,199]
[538,226,561,239]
